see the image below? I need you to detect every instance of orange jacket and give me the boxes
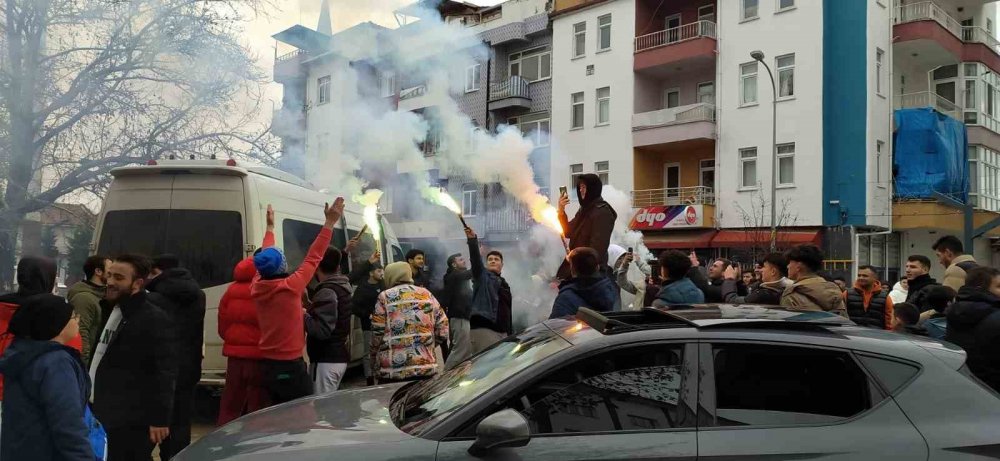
[842,280,894,330]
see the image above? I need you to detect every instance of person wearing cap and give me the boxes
[370,262,449,383]
[442,247,474,368]
[0,294,93,461]
[251,199,344,404]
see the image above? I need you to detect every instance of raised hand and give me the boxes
[558,194,570,212]
[266,204,275,230]
[369,249,381,264]
[324,197,346,226]
[464,226,477,239]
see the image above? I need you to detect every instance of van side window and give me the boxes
[282,219,323,271]
[392,246,404,263]
[97,210,242,288]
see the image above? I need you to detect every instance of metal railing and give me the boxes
[634,20,717,53]
[399,85,427,101]
[276,49,307,62]
[895,91,960,119]
[489,76,531,101]
[964,26,1000,54]
[484,202,531,233]
[632,103,716,130]
[895,2,963,39]
[631,186,715,208]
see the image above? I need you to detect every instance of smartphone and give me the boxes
[627,247,634,253]
[559,186,568,197]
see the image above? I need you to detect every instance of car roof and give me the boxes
[545,305,965,367]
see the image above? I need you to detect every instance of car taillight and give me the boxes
[226,159,238,167]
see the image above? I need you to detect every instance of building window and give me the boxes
[598,14,612,51]
[596,87,611,126]
[777,54,795,98]
[778,0,795,11]
[573,22,586,58]
[740,62,758,106]
[700,159,715,190]
[378,71,395,98]
[571,92,585,129]
[742,0,759,20]
[317,76,331,105]
[740,148,758,189]
[462,183,478,217]
[570,163,584,189]
[595,161,609,184]
[965,79,977,110]
[777,143,795,186]
[465,64,481,92]
[876,49,884,95]
[698,4,716,22]
[512,112,551,147]
[510,47,552,82]
[876,141,885,187]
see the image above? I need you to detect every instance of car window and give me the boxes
[98,209,242,288]
[392,326,571,436]
[704,344,873,427]
[858,355,920,395]
[506,344,696,435]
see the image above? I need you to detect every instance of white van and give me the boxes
[92,159,402,386]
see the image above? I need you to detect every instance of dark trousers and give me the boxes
[217,357,270,426]
[262,358,312,405]
[107,426,153,461]
[158,382,196,460]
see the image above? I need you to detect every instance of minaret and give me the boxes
[317,0,332,35]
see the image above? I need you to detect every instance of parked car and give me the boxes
[176,305,1000,461]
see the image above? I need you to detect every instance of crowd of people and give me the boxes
[3,172,1000,460]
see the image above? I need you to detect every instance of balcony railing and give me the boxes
[895,2,1000,54]
[489,76,531,101]
[633,103,716,130]
[896,91,960,119]
[277,49,308,62]
[635,20,717,53]
[484,202,531,233]
[399,85,427,101]
[632,186,715,208]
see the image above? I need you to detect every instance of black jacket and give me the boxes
[690,268,746,303]
[0,339,92,461]
[556,174,618,280]
[467,238,513,335]
[349,260,381,331]
[946,286,1000,393]
[906,274,940,312]
[146,268,205,387]
[306,275,353,363]
[442,267,474,321]
[721,279,784,305]
[93,292,177,428]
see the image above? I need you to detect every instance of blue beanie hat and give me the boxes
[254,247,288,277]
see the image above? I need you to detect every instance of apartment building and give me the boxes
[271,0,552,264]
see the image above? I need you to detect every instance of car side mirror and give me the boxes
[468,408,530,456]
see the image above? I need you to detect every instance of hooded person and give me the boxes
[947,267,1000,392]
[0,256,82,402]
[607,245,640,311]
[0,294,94,461]
[216,257,270,426]
[556,174,618,281]
[369,262,449,383]
[551,248,619,318]
[889,279,908,305]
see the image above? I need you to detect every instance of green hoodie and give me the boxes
[67,280,105,366]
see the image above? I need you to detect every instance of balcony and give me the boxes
[274,49,308,83]
[634,21,716,74]
[632,186,715,208]
[632,103,716,147]
[400,85,427,101]
[483,203,532,235]
[488,76,532,113]
[894,1,1000,72]
[895,91,961,120]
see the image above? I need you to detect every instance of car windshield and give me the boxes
[391,325,571,436]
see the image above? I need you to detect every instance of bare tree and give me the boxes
[0,0,280,287]
[733,189,800,263]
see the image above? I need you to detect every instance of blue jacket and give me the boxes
[0,338,94,461]
[654,278,706,306]
[550,276,618,319]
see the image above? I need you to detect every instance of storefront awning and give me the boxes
[643,230,718,249]
[710,230,822,248]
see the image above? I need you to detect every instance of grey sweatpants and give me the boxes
[470,328,506,355]
[445,318,472,369]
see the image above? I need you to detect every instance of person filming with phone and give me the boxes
[556,174,617,281]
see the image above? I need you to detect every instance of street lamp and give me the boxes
[751,50,779,251]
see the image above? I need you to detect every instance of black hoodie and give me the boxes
[146,267,205,386]
[557,174,618,280]
[0,256,58,305]
[947,286,1000,392]
[905,273,940,312]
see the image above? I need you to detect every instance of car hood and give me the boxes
[177,384,412,460]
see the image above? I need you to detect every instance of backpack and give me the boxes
[924,317,948,340]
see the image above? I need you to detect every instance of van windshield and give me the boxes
[98,210,243,288]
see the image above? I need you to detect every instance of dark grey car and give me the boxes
[176,305,1000,461]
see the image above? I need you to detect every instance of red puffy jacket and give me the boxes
[218,258,264,359]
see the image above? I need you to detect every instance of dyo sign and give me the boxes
[630,205,703,230]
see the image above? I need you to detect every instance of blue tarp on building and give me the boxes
[893,108,968,202]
